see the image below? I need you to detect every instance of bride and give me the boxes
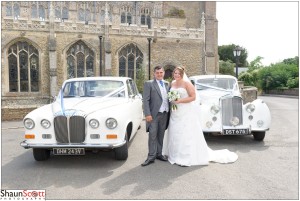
[162,66,238,166]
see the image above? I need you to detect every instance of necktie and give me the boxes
[159,80,164,87]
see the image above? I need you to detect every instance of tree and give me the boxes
[249,56,264,70]
[283,56,299,66]
[219,60,235,76]
[218,44,248,67]
[136,65,146,94]
[257,63,298,91]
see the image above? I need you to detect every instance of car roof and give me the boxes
[64,76,131,82]
[189,75,237,79]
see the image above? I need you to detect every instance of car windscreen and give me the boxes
[196,78,236,91]
[62,80,125,97]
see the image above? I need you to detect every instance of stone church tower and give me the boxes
[1,1,218,120]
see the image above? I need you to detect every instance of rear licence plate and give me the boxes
[53,148,85,155]
[223,129,249,135]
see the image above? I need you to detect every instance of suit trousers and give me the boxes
[147,112,168,160]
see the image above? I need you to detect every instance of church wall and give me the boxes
[1,1,217,120]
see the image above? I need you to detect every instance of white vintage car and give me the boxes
[189,75,271,141]
[20,77,143,161]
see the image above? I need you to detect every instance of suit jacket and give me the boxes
[143,79,170,132]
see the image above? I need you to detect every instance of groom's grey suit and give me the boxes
[143,79,169,161]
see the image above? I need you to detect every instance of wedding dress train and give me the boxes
[162,88,238,166]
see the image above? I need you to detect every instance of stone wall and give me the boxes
[264,89,299,96]
[241,86,258,104]
[2,106,42,121]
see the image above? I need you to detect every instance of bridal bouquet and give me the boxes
[168,91,180,111]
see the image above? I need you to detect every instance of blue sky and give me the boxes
[217,1,299,65]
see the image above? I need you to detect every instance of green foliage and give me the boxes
[238,56,299,91]
[165,76,173,84]
[283,56,299,66]
[287,77,299,88]
[249,56,264,70]
[238,72,254,86]
[218,44,248,67]
[167,7,186,18]
[257,63,299,91]
[219,60,235,76]
[136,65,146,94]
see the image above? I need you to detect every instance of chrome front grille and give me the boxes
[54,116,86,143]
[221,97,243,126]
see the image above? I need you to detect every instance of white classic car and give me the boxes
[189,75,271,141]
[20,77,143,161]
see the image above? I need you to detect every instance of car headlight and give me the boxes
[246,104,255,113]
[89,119,100,129]
[24,118,35,130]
[210,105,220,115]
[41,119,51,129]
[206,121,213,128]
[257,120,264,127]
[106,118,118,129]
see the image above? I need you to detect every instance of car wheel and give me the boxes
[33,148,50,161]
[252,131,265,141]
[114,133,128,160]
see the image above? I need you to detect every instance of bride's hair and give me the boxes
[173,66,185,78]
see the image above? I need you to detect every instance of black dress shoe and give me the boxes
[141,159,155,166]
[156,155,168,161]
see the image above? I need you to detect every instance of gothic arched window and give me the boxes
[118,44,144,80]
[77,2,96,23]
[6,2,12,16]
[39,5,45,19]
[100,10,112,24]
[7,41,39,92]
[120,6,132,24]
[62,7,69,19]
[66,41,95,79]
[141,8,152,28]
[13,3,20,18]
[31,3,46,20]
[6,2,20,18]
[55,5,69,20]
[55,7,61,19]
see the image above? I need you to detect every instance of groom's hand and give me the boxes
[145,115,153,122]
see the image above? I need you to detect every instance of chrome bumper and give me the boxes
[20,140,126,149]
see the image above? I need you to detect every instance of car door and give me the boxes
[126,79,143,128]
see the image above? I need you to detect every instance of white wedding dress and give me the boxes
[162,87,238,166]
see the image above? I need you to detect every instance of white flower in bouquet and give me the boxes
[168,91,181,111]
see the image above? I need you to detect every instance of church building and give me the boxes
[1,1,218,120]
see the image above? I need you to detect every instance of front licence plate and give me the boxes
[53,148,85,155]
[223,129,249,135]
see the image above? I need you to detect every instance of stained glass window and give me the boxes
[118,44,144,80]
[7,41,39,92]
[66,41,94,79]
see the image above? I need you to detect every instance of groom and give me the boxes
[141,65,169,166]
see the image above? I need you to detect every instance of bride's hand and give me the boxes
[173,99,181,104]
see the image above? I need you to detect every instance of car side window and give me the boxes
[129,79,138,95]
[126,80,135,97]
